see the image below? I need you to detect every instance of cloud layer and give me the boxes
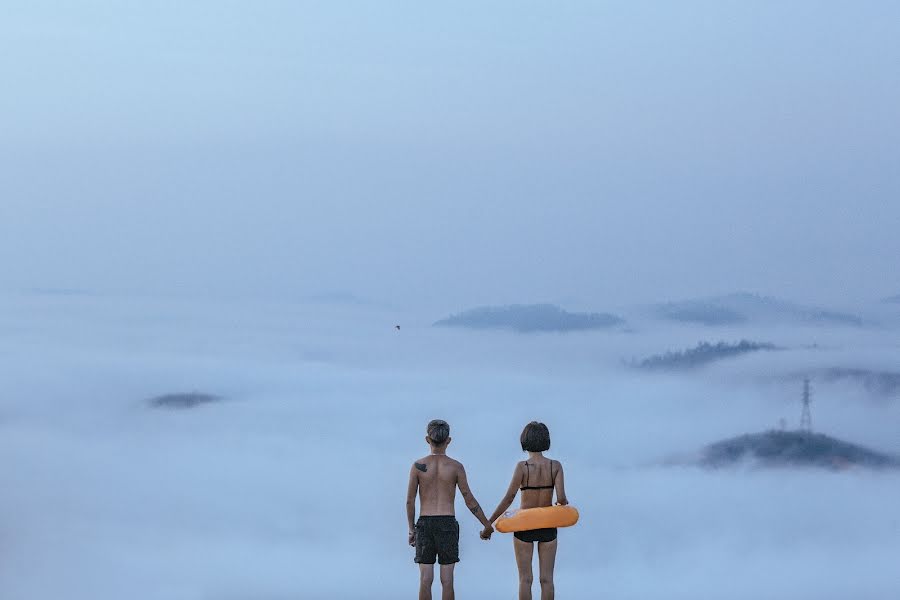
[1,293,898,599]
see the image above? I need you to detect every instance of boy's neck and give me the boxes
[430,447,447,456]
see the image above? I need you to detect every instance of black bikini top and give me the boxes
[520,460,555,491]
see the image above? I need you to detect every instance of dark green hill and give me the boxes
[701,430,900,470]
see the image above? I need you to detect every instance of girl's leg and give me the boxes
[537,539,558,600]
[514,538,535,600]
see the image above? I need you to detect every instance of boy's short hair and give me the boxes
[427,419,450,445]
[520,421,551,452]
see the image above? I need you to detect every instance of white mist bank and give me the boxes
[0,293,898,599]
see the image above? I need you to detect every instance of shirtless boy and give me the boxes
[407,419,493,600]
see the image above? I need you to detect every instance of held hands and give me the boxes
[479,525,493,540]
[408,530,417,547]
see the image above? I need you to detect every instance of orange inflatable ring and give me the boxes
[494,505,579,533]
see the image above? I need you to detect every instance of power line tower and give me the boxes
[799,377,813,433]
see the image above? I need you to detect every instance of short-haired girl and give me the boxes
[484,421,569,600]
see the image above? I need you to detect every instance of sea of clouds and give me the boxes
[1,292,898,599]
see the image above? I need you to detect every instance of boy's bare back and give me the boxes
[412,454,468,516]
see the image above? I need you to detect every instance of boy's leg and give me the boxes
[439,563,455,600]
[433,516,459,600]
[419,564,434,600]
[514,538,535,600]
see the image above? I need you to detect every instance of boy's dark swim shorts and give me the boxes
[414,516,460,564]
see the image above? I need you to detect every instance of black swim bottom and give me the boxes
[514,528,558,543]
[414,516,460,565]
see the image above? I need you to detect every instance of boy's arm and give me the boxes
[456,464,491,529]
[406,464,418,546]
[486,462,524,524]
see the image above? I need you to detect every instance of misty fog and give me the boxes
[1,291,899,599]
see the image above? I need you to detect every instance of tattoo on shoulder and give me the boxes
[415,463,427,473]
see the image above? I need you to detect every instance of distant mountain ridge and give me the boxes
[700,430,900,470]
[783,368,900,397]
[656,303,745,325]
[636,340,777,370]
[434,303,624,333]
[655,292,863,327]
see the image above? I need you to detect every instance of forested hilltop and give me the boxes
[636,340,777,370]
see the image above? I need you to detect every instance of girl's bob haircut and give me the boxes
[520,421,551,452]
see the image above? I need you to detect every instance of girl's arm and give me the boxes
[486,462,524,524]
[554,461,568,505]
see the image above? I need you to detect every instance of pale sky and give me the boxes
[2,1,898,308]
